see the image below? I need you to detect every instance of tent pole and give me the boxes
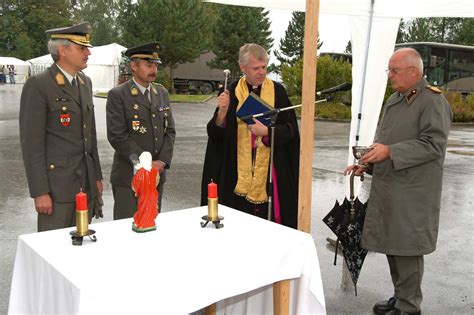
[297,0,319,234]
[354,0,375,151]
[274,1,320,313]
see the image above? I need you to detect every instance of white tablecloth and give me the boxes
[8,206,325,314]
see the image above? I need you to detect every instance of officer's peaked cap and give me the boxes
[46,21,92,47]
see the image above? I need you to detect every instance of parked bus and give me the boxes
[395,42,474,95]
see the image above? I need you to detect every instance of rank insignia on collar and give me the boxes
[60,113,71,126]
[151,86,158,95]
[139,126,147,134]
[133,104,139,110]
[132,120,140,131]
[131,87,139,96]
[55,73,65,86]
[407,89,417,101]
[77,76,85,85]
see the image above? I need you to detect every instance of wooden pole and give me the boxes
[274,1,320,314]
[298,0,320,233]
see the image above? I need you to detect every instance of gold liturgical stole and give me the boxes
[234,77,274,204]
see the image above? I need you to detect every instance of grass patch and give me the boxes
[169,94,211,103]
[94,92,108,98]
[93,92,212,103]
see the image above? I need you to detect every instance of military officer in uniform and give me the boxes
[106,42,176,220]
[19,22,103,232]
[345,48,452,315]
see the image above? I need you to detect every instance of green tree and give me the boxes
[274,11,322,66]
[72,0,120,46]
[344,41,352,54]
[0,0,73,59]
[450,18,474,45]
[208,4,273,80]
[400,18,474,45]
[116,0,215,91]
[280,55,352,100]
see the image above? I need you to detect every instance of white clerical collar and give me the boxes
[132,78,150,95]
[56,64,76,85]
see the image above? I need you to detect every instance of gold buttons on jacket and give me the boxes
[49,164,55,170]
[152,114,156,118]
[62,106,67,111]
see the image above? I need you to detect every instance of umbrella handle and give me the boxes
[349,171,365,201]
[350,173,355,200]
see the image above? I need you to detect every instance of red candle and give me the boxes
[76,191,88,211]
[208,180,218,199]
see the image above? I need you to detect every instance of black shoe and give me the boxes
[373,297,396,314]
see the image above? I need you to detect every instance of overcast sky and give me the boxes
[268,9,351,64]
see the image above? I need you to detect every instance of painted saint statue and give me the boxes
[132,152,159,232]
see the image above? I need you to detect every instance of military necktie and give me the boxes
[144,89,151,103]
[71,77,80,100]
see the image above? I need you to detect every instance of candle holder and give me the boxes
[201,197,224,228]
[70,191,97,246]
[70,229,97,246]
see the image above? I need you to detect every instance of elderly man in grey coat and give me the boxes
[345,48,452,315]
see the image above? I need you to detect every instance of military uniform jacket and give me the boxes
[106,79,176,187]
[19,64,103,202]
[361,79,452,256]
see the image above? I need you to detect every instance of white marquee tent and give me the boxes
[0,56,31,83]
[27,43,127,92]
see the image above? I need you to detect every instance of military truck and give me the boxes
[168,52,225,94]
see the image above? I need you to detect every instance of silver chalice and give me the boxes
[352,146,372,167]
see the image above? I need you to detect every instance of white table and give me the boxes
[9,206,325,314]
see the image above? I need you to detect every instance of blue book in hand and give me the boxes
[236,92,273,126]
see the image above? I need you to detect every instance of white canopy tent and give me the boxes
[0,56,31,83]
[27,43,126,92]
[207,0,474,199]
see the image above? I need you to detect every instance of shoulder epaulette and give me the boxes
[427,85,442,94]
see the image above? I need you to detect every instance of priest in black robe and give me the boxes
[200,43,300,229]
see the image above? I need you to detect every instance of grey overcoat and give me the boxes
[361,79,452,256]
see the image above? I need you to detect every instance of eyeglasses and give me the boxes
[385,66,414,75]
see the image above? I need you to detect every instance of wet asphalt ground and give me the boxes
[1,83,473,314]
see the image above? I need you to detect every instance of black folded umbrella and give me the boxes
[323,173,368,295]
